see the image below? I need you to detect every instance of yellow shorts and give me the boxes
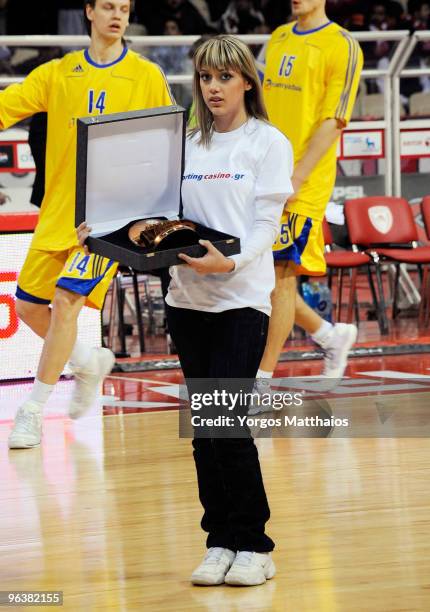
[272,212,326,276]
[16,247,118,310]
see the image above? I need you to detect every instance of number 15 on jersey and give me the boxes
[278,55,296,78]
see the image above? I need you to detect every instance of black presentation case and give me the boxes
[75,105,240,271]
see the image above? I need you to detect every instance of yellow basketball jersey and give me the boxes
[262,21,363,221]
[0,48,174,250]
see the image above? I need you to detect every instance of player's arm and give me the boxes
[292,34,364,194]
[292,119,342,192]
[0,62,50,130]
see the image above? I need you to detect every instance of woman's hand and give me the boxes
[76,221,92,255]
[178,240,235,275]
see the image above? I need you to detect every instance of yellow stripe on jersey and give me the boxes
[92,254,98,279]
[91,254,96,279]
[95,255,105,279]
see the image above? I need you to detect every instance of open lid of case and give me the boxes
[75,105,186,237]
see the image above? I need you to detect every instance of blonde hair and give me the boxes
[189,35,268,147]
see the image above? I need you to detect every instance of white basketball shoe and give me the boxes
[68,347,115,419]
[225,551,276,586]
[8,401,43,449]
[319,323,357,390]
[191,547,236,586]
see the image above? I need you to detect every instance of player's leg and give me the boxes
[247,262,296,415]
[10,249,64,449]
[15,294,95,382]
[57,249,117,420]
[9,249,116,449]
[37,288,86,384]
[250,214,357,415]
[15,299,51,339]
[257,211,301,376]
[248,212,301,414]
[13,250,96,420]
[14,248,71,340]
[293,217,334,344]
[9,287,90,449]
[298,293,357,382]
[292,220,357,383]
[294,293,322,334]
[259,261,297,374]
[253,211,306,380]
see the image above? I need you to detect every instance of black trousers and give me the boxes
[166,304,274,553]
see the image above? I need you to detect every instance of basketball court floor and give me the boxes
[1,343,430,611]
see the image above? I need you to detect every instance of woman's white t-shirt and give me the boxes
[166,118,294,316]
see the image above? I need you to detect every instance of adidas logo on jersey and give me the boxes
[72,64,84,73]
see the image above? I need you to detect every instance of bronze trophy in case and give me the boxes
[128,218,199,250]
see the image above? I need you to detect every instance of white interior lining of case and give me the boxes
[84,112,183,237]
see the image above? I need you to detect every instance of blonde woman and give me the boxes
[165,35,294,586]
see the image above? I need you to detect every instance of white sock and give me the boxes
[69,341,93,370]
[29,379,54,408]
[257,369,273,379]
[311,320,333,346]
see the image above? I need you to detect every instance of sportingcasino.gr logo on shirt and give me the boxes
[183,172,245,182]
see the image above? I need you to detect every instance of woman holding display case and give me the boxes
[166,35,294,587]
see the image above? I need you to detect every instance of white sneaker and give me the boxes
[319,323,357,390]
[8,401,42,449]
[68,347,115,419]
[191,547,236,586]
[248,379,277,416]
[225,551,276,586]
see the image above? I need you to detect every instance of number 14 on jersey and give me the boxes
[88,90,107,114]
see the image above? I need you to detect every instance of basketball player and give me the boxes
[5,0,173,448]
[252,0,364,405]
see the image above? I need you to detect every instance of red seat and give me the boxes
[324,250,370,268]
[323,218,371,323]
[345,196,430,333]
[376,246,430,263]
